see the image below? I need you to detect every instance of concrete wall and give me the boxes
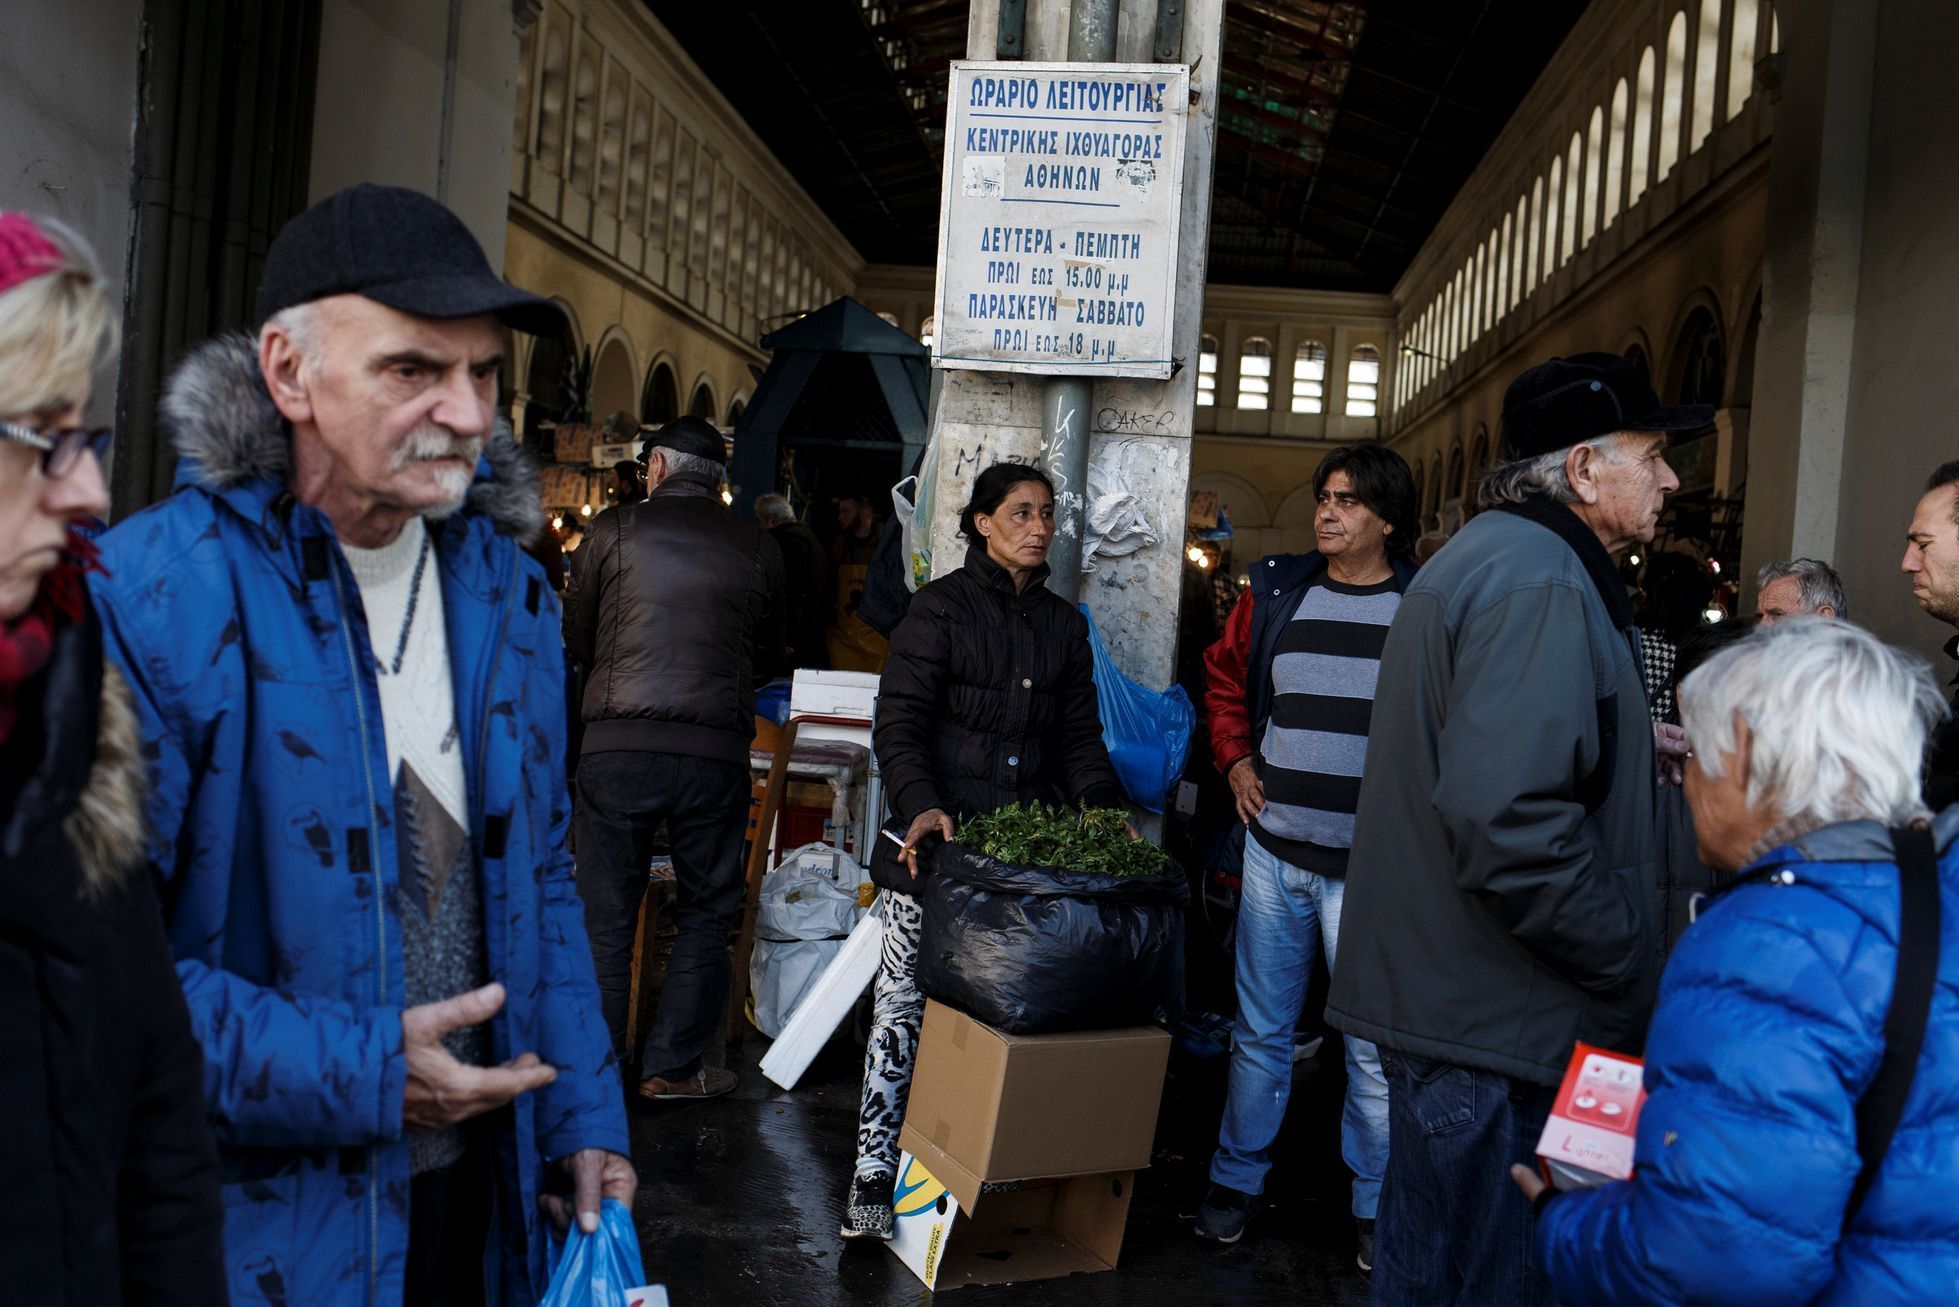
[310,0,520,265]
[0,0,142,422]
[1825,1,1959,662]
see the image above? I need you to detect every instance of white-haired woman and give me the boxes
[0,212,223,1301]
[1515,618,1959,1303]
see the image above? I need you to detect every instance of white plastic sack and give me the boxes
[1081,439,1159,572]
[750,844,870,1038]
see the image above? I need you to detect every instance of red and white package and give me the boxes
[1535,1042,1647,1190]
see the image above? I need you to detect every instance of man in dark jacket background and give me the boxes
[1903,460,1959,807]
[565,416,783,1100]
[1328,353,1704,1305]
[755,491,829,671]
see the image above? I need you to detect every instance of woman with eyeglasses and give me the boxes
[0,212,224,1302]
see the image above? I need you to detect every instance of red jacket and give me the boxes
[1203,587,1257,775]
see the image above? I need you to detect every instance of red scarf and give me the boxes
[0,529,105,745]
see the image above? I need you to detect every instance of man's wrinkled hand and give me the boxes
[540,1148,638,1235]
[1227,757,1266,825]
[402,983,557,1131]
[1654,723,1689,787]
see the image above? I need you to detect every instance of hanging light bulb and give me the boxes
[551,515,563,530]
[581,504,592,517]
[1186,545,1205,565]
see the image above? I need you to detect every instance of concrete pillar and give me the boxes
[1738,0,1878,596]
[931,0,1225,693]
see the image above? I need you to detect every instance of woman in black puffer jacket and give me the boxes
[839,462,1120,1242]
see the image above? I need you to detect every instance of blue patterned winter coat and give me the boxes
[92,337,629,1306]
[1537,811,1959,1305]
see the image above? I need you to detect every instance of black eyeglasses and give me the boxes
[0,421,112,478]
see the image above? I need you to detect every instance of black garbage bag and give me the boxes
[915,842,1188,1034]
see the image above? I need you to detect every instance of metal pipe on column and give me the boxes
[1040,0,1120,600]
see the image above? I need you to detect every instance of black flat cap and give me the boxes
[1500,352,1714,460]
[255,183,566,336]
[640,416,726,465]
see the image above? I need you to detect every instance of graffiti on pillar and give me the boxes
[954,443,986,477]
[1048,392,1084,542]
[1095,407,1176,434]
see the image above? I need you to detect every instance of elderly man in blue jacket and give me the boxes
[94,185,633,1305]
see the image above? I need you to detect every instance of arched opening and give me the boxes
[1668,305,1725,408]
[1728,0,1760,119]
[589,337,636,423]
[1444,445,1465,506]
[523,318,577,438]
[1631,47,1656,207]
[1562,132,1582,264]
[1197,333,1218,406]
[1731,291,1762,408]
[1237,337,1272,410]
[1425,453,1443,527]
[687,379,718,421]
[1605,79,1629,228]
[1624,340,1652,385]
[1467,427,1492,496]
[640,361,678,427]
[1583,105,1604,246]
[1543,157,1562,281]
[1691,0,1722,153]
[727,396,747,428]
[1291,340,1326,414]
[1346,344,1381,417]
[569,54,598,195]
[1660,11,1688,181]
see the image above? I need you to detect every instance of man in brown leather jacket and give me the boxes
[564,415,783,1100]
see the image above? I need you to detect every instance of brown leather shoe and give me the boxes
[637,1066,738,1100]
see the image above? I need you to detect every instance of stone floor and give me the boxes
[626,1016,1372,1305]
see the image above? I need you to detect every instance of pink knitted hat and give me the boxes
[0,213,62,296]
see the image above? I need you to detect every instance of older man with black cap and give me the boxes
[91,184,633,1305]
[564,414,783,1102]
[1326,352,1705,1306]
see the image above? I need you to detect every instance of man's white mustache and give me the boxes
[392,424,483,471]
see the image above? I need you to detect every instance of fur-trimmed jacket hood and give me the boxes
[161,332,543,543]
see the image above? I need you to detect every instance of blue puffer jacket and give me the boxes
[1538,809,1959,1304]
[92,337,629,1306]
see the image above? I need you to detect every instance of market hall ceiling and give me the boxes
[640,0,1590,292]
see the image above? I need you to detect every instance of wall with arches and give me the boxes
[503,0,856,449]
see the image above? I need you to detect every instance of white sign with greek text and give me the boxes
[932,61,1189,379]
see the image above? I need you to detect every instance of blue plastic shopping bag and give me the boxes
[1081,605,1194,813]
[540,1198,647,1307]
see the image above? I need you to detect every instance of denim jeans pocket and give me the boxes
[1403,1055,1476,1134]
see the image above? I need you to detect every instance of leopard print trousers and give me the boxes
[854,893,925,1176]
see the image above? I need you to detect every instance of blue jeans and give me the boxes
[1210,836,1389,1218]
[1370,1052,1557,1307]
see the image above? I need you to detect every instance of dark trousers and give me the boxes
[576,748,749,1080]
[405,1143,492,1304]
[1371,1051,1557,1307]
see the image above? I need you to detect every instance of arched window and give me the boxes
[670,130,697,263]
[1483,233,1497,330]
[1527,176,1544,292]
[1660,11,1688,180]
[920,315,936,350]
[524,322,577,430]
[1291,340,1327,414]
[1346,345,1381,418]
[1412,459,1426,513]
[596,78,625,216]
[1543,158,1562,282]
[1670,307,1725,408]
[1631,47,1656,206]
[1513,196,1529,306]
[1605,79,1629,228]
[1727,0,1759,119]
[1445,445,1465,504]
[709,165,732,282]
[1562,132,1582,263]
[1197,334,1218,406]
[640,361,678,426]
[1468,427,1492,490]
[1691,0,1722,152]
[514,21,538,155]
[536,18,569,171]
[1470,248,1484,343]
[1624,341,1652,384]
[1582,106,1604,246]
[623,101,651,230]
[1237,337,1272,410]
[688,380,717,421]
[569,55,598,195]
[727,397,746,427]
[1498,214,1513,319]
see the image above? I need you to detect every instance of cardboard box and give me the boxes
[1536,1042,1648,1190]
[790,668,881,721]
[890,1000,1170,1290]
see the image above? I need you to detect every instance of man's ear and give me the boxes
[1564,442,1602,505]
[259,327,315,426]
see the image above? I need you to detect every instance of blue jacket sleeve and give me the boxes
[95,575,409,1150]
[1535,897,1872,1305]
[528,598,631,1162]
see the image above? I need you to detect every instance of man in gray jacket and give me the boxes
[1327,353,1707,1305]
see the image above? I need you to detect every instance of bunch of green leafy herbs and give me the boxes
[957,802,1171,878]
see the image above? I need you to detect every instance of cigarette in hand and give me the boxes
[883,828,912,853]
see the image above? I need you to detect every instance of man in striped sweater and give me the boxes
[1194,443,1420,1268]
